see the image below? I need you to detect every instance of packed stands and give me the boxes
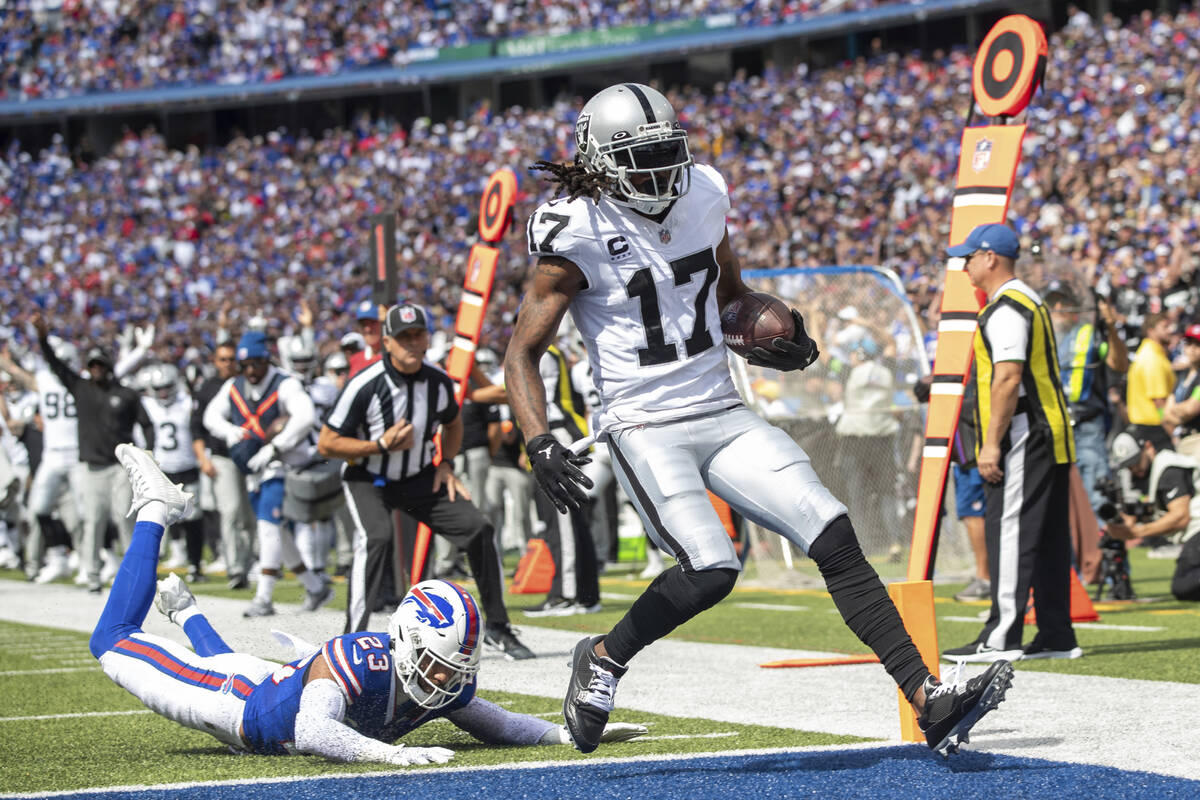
[1,7,1198,368]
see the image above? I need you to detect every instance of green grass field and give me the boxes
[2,546,1197,794]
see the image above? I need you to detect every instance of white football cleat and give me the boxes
[154,572,196,625]
[115,444,193,526]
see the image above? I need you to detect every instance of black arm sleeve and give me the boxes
[38,336,79,392]
[137,397,157,452]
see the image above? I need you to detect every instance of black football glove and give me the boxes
[745,309,820,371]
[526,433,593,514]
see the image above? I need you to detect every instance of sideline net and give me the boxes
[731,266,971,586]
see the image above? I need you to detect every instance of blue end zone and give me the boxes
[44,746,1200,800]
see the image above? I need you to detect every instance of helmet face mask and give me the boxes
[576,84,693,214]
[387,580,481,710]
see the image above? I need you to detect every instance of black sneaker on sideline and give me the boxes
[563,635,627,753]
[941,639,1023,663]
[524,597,575,617]
[484,623,535,660]
[918,660,1014,756]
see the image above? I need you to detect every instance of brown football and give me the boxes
[720,292,795,356]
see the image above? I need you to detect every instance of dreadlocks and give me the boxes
[528,159,615,204]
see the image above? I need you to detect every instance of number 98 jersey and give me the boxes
[527,164,739,433]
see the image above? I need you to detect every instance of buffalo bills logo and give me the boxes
[403,588,456,629]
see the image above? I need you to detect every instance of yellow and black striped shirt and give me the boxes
[973,283,1075,465]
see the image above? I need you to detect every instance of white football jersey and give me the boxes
[35,368,79,456]
[527,163,738,431]
[142,392,198,475]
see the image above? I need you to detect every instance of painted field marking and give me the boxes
[0,666,99,677]
[734,602,809,612]
[639,732,739,741]
[940,615,1164,632]
[0,709,151,722]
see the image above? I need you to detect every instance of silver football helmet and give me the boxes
[575,83,693,214]
[147,363,180,403]
[283,338,316,379]
[388,580,482,710]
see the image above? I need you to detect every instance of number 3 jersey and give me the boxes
[527,163,739,432]
[241,632,475,754]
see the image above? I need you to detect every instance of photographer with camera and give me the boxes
[1105,431,1200,602]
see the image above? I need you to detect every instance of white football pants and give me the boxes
[607,405,847,571]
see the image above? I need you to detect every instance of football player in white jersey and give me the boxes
[0,340,84,582]
[505,83,1013,757]
[142,364,207,582]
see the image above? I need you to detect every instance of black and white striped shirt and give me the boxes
[325,357,458,482]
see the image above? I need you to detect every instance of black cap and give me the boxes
[85,347,113,368]
[383,304,429,337]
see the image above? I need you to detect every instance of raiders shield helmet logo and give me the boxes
[575,112,591,151]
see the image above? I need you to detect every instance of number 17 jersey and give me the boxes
[527,163,738,432]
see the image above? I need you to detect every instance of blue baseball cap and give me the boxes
[947,223,1020,259]
[355,300,380,321]
[236,330,270,361]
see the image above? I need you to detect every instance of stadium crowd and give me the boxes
[1,6,1199,592]
[1,0,881,100]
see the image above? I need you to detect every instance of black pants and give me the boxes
[533,487,600,607]
[979,422,1075,651]
[342,471,509,633]
[1173,532,1200,602]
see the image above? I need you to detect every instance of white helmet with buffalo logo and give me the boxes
[387,579,482,709]
[575,83,693,215]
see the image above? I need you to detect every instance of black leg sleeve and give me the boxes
[603,565,738,666]
[808,515,930,702]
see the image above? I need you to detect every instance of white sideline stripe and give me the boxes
[0,666,99,677]
[0,709,152,722]
[1075,622,1165,632]
[640,732,739,742]
[734,602,809,612]
[939,616,1163,632]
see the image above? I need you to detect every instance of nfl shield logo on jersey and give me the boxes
[972,138,993,173]
[659,228,671,244]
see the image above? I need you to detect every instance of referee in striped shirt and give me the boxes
[319,303,533,659]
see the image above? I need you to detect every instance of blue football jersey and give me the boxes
[241,632,475,754]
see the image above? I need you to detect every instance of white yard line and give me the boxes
[939,615,1164,632]
[0,666,100,677]
[735,602,809,612]
[1,709,151,722]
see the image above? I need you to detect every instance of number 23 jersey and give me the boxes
[527,163,738,432]
[241,632,475,754]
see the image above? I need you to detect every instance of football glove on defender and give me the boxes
[526,433,593,514]
[745,309,820,372]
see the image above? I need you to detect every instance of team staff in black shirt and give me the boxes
[318,303,533,659]
[33,312,154,593]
